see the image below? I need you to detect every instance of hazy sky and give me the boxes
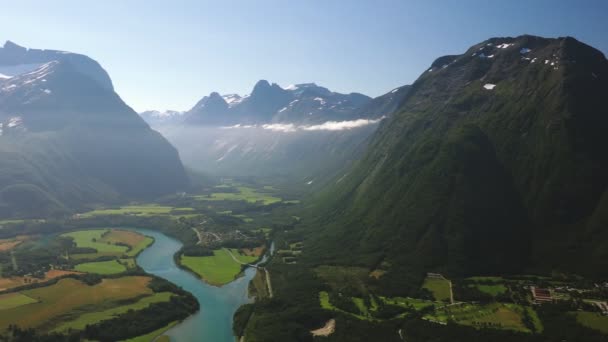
[2,1,607,112]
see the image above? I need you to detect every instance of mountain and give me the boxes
[179,81,372,125]
[139,109,184,125]
[303,35,608,288]
[150,83,409,181]
[0,41,188,217]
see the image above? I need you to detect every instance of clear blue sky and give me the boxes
[1,0,607,112]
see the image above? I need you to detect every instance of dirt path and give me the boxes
[310,319,335,337]
[225,248,258,267]
[191,227,203,245]
[265,269,273,298]
[449,280,454,304]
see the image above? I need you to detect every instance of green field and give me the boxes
[126,236,154,257]
[471,283,508,296]
[180,249,257,286]
[62,230,128,254]
[54,292,173,332]
[318,291,373,321]
[79,205,194,218]
[422,277,452,302]
[575,311,608,334]
[467,276,504,282]
[426,302,537,332]
[124,320,178,342]
[0,293,38,310]
[382,296,435,310]
[74,260,127,274]
[194,186,282,205]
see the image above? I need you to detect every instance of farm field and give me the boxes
[79,205,194,218]
[62,229,127,254]
[62,229,153,260]
[54,292,173,332]
[0,270,81,292]
[194,186,282,205]
[180,249,257,286]
[74,259,127,274]
[426,302,538,332]
[0,276,153,330]
[422,276,452,302]
[575,311,608,334]
[470,283,508,296]
[0,235,31,252]
[0,292,37,310]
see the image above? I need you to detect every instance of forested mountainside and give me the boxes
[303,35,608,285]
[0,41,188,218]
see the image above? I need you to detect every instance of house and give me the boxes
[531,286,553,303]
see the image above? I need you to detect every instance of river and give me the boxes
[133,228,268,342]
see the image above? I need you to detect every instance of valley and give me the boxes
[0,8,607,341]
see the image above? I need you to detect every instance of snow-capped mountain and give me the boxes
[177,80,373,126]
[0,41,188,217]
[139,110,184,125]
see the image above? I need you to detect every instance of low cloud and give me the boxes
[221,117,384,133]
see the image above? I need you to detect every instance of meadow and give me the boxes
[194,186,282,205]
[0,292,37,310]
[575,311,608,334]
[63,229,153,261]
[74,259,127,274]
[422,276,452,302]
[62,229,128,254]
[425,302,540,332]
[79,204,194,218]
[180,249,258,286]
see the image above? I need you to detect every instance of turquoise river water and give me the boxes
[133,228,267,342]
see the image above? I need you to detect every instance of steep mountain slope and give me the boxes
[0,42,188,217]
[304,35,608,283]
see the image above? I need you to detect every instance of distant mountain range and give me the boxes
[0,41,188,217]
[140,81,406,126]
[142,80,410,181]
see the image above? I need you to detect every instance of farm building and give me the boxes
[531,286,553,303]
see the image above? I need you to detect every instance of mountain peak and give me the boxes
[2,40,26,51]
[253,79,271,90]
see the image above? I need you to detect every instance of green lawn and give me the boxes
[124,321,178,342]
[575,311,608,334]
[74,260,127,274]
[194,186,282,205]
[54,292,173,332]
[422,277,452,302]
[180,249,257,286]
[0,293,38,310]
[61,230,128,254]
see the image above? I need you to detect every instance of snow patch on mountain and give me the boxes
[0,63,46,79]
